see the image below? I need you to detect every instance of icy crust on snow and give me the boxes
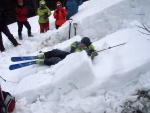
[14,74,54,103]
[81,21,150,96]
[72,0,150,40]
[51,51,95,93]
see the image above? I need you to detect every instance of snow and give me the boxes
[1,0,150,113]
[51,51,95,93]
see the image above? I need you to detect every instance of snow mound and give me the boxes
[14,74,54,103]
[51,51,95,93]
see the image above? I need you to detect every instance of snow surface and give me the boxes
[1,0,150,112]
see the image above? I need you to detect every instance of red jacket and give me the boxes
[16,5,28,22]
[53,2,68,26]
[53,8,68,26]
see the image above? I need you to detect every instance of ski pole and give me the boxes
[97,42,126,52]
[0,76,19,83]
[73,23,77,36]
[68,19,73,39]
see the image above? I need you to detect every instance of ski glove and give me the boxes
[91,51,98,60]
[56,10,59,14]
[44,12,49,19]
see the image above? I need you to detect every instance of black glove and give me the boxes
[86,49,93,56]
[44,12,48,19]
[56,10,59,14]
[44,12,48,15]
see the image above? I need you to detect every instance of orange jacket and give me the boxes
[53,2,68,26]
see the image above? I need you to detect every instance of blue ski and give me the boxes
[9,61,36,70]
[11,56,37,62]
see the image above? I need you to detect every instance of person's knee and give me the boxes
[44,57,62,66]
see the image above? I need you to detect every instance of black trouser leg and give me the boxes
[44,57,62,66]
[44,49,70,59]
[55,25,60,29]
[23,21,31,36]
[0,31,5,51]
[17,22,23,37]
[2,26,18,46]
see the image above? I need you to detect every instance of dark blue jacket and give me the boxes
[77,0,83,5]
[66,0,81,20]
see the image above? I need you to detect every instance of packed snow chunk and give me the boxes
[51,51,95,93]
[53,35,81,52]
[14,74,54,103]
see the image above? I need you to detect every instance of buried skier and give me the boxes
[35,37,98,66]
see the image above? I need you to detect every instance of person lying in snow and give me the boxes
[35,37,98,66]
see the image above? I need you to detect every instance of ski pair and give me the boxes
[9,56,38,70]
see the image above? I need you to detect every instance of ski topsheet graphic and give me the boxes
[9,61,36,70]
[11,56,37,62]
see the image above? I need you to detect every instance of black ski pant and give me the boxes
[43,49,70,66]
[0,26,18,51]
[55,25,60,29]
[17,21,31,37]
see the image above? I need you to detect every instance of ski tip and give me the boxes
[9,61,36,70]
[9,65,17,70]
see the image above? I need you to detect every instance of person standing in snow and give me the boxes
[65,0,83,20]
[35,37,98,66]
[53,1,68,29]
[16,0,33,40]
[0,8,21,52]
[37,0,51,33]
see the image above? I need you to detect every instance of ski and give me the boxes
[9,61,36,70]
[11,56,37,62]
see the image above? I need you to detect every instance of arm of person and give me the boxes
[46,6,51,16]
[70,42,77,53]
[22,7,28,15]
[53,10,59,19]
[16,7,20,15]
[37,8,45,16]
[62,8,68,17]
[88,44,98,59]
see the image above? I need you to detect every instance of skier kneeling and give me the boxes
[35,37,98,66]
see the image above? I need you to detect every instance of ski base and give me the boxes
[9,61,36,70]
[11,56,37,62]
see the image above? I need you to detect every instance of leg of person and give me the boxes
[0,31,5,52]
[66,15,70,20]
[44,49,70,59]
[55,25,60,29]
[35,57,62,66]
[39,23,45,33]
[23,21,33,37]
[2,26,19,47]
[44,57,62,66]
[45,21,49,32]
[17,22,23,40]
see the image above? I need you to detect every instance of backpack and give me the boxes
[0,91,16,113]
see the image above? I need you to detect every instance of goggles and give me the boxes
[56,4,61,7]
[41,1,46,5]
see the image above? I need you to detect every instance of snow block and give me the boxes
[53,35,81,52]
[51,51,95,93]
[14,74,54,103]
